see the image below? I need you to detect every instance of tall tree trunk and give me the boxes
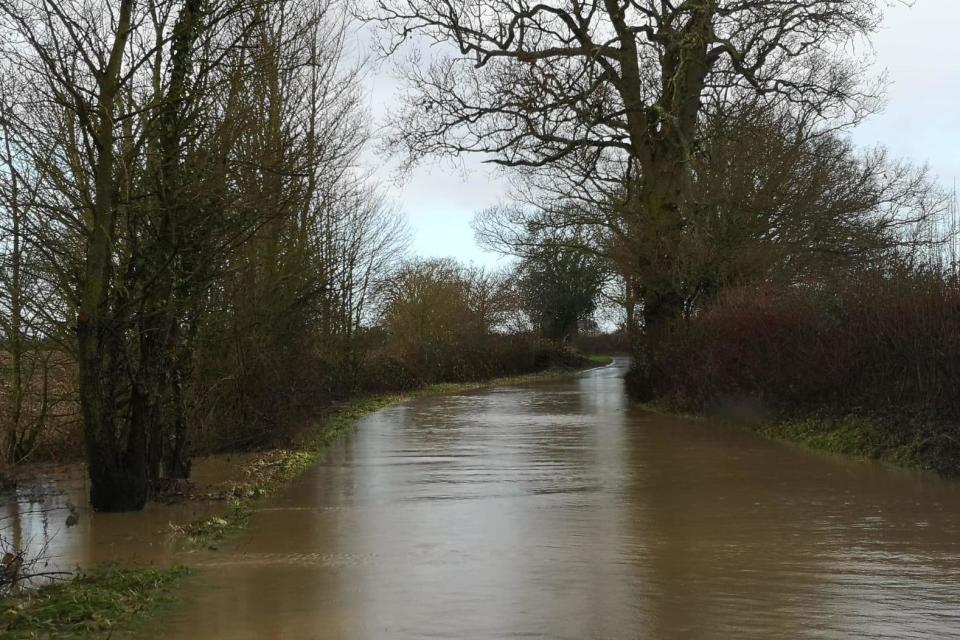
[77,0,147,512]
[3,132,24,463]
[616,2,714,399]
[166,323,193,479]
[146,0,203,486]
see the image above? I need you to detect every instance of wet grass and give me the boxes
[641,399,932,472]
[585,354,615,366]
[173,449,320,546]
[0,565,189,639]
[757,417,925,470]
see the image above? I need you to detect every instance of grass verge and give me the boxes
[640,399,952,473]
[0,565,189,639]
[756,416,926,469]
[177,363,598,547]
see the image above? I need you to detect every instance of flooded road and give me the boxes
[6,359,960,637]
[146,358,960,639]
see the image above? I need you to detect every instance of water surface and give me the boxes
[149,358,960,639]
[0,454,255,570]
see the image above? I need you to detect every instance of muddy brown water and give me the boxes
[0,454,255,569]
[6,358,960,638]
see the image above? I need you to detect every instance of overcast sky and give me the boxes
[360,0,960,267]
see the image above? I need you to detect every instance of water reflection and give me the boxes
[0,458,251,574]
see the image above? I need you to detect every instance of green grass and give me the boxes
[585,354,615,366]
[173,448,321,546]
[758,417,924,469]
[0,565,189,639]
[642,397,931,472]
[635,400,707,424]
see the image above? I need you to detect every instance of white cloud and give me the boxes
[360,0,960,264]
[852,0,960,185]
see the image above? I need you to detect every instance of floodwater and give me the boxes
[155,358,960,639]
[9,358,960,638]
[0,454,255,570]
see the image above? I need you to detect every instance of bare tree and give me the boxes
[370,0,888,327]
[475,100,942,331]
[0,0,272,509]
[184,0,411,448]
[0,0,149,510]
